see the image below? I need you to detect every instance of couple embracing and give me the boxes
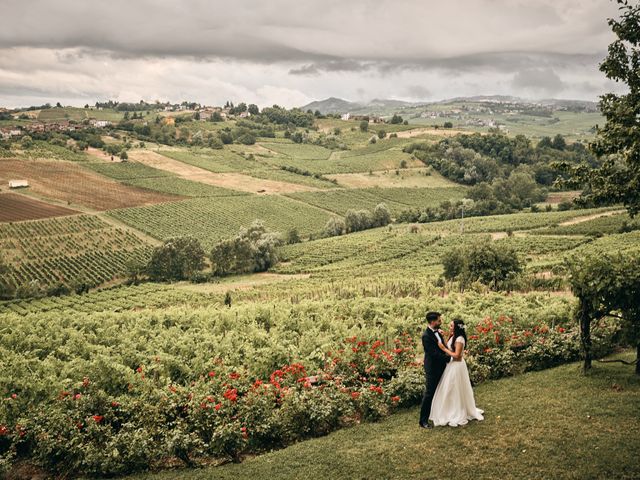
[419,311,484,428]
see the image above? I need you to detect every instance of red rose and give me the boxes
[92,415,103,423]
[214,403,222,411]
[391,396,400,403]
[208,371,216,378]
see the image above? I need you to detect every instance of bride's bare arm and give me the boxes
[438,341,463,360]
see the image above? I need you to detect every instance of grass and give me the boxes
[158,148,258,173]
[126,351,640,480]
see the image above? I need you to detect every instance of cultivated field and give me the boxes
[129,149,319,193]
[0,159,182,210]
[0,215,153,291]
[108,195,334,248]
[0,192,79,222]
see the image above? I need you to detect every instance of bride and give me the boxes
[429,319,484,427]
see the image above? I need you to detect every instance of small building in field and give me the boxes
[341,113,351,121]
[9,179,29,189]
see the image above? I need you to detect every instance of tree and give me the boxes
[389,114,403,124]
[323,217,346,237]
[442,240,522,290]
[372,203,392,227]
[569,253,640,374]
[562,1,640,216]
[551,134,566,150]
[147,236,206,281]
[377,129,387,139]
[359,121,369,132]
[443,121,453,129]
[248,104,259,115]
[20,135,33,149]
[209,221,282,276]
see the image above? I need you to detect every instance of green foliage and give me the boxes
[109,196,332,249]
[359,121,369,132]
[0,215,152,296]
[210,221,282,276]
[560,1,640,216]
[569,252,640,373]
[147,236,206,281]
[442,240,522,290]
[323,217,346,238]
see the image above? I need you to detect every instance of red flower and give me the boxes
[111,401,120,408]
[223,388,238,402]
[241,426,248,439]
[0,425,8,436]
[391,396,400,403]
[228,372,240,380]
[136,366,143,373]
[369,385,383,395]
[469,335,479,340]
[10,393,17,400]
[484,348,493,353]
[351,392,361,400]
[74,393,82,400]
[92,415,103,423]
[214,403,222,411]
[208,371,216,378]
[82,377,90,387]
[557,327,566,333]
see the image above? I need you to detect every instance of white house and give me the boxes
[341,113,351,121]
[9,179,29,188]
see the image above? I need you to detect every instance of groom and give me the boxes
[419,311,449,429]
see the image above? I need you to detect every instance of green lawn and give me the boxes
[127,352,640,480]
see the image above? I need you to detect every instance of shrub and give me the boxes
[147,236,206,281]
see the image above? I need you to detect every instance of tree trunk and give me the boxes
[579,304,592,374]
[636,342,640,376]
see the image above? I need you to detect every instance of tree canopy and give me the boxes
[562,1,640,216]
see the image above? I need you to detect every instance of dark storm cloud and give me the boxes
[0,0,625,106]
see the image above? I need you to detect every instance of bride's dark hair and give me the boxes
[452,319,467,345]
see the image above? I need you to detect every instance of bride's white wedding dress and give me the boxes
[429,336,484,427]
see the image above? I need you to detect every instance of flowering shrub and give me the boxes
[0,309,621,477]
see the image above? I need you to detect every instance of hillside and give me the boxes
[126,352,640,480]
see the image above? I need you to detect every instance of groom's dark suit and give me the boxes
[419,326,449,426]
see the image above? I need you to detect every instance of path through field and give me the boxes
[559,209,625,226]
[176,272,311,294]
[129,150,321,194]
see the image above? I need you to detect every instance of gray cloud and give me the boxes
[0,0,626,107]
[512,68,566,96]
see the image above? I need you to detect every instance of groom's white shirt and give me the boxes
[429,325,443,344]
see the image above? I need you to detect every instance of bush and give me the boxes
[323,217,346,237]
[147,236,206,281]
[210,221,282,276]
[443,240,522,290]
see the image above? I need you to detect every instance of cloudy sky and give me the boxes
[0,0,626,108]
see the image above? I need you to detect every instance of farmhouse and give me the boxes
[341,113,351,121]
[9,179,29,189]
[89,119,111,128]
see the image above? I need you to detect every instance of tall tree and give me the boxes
[563,1,640,216]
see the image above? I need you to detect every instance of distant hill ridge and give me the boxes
[301,96,599,115]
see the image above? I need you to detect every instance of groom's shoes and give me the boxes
[419,422,433,429]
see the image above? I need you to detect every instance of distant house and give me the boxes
[89,120,111,128]
[9,180,29,189]
[341,113,351,121]
[238,111,251,118]
[9,129,23,137]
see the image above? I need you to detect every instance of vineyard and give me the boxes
[84,162,174,181]
[158,148,258,173]
[0,284,621,476]
[108,196,334,248]
[0,215,153,292]
[285,186,467,216]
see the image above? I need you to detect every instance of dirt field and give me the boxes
[0,192,79,222]
[0,159,181,211]
[128,149,319,194]
[394,127,472,138]
[544,191,582,204]
[326,168,458,188]
[86,147,118,161]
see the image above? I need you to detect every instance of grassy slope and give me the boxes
[128,352,640,480]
